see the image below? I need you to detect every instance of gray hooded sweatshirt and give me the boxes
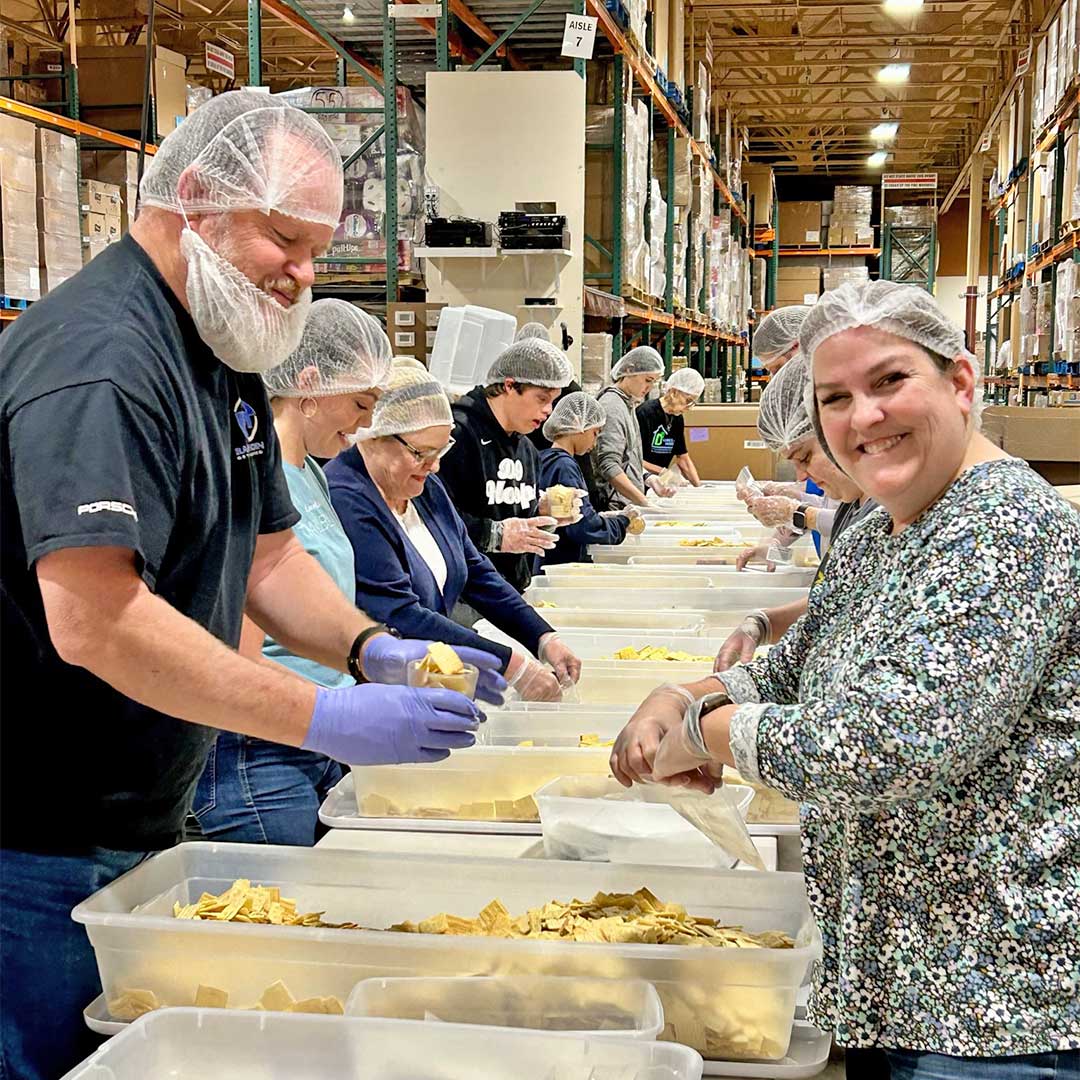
[591,384,645,509]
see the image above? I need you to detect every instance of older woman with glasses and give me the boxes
[611,281,1080,1080]
[327,359,579,702]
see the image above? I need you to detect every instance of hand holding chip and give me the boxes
[303,683,483,765]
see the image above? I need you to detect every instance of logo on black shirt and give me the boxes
[233,398,265,462]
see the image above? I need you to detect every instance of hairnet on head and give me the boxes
[756,354,814,453]
[611,346,664,379]
[800,280,983,460]
[140,90,344,227]
[356,357,453,441]
[542,391,607,440]
[515,322,550,341]
[664,368,705,399]
[486,338,573,388]
[755,306,810,360]
[262,299,392,398]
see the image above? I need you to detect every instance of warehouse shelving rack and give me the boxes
[984,82,1080,404]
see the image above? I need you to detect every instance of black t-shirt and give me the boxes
[0,235,298,854]
[637,397,687,467]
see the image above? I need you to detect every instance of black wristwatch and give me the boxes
[792,504,809,531]
[348,624,400,683]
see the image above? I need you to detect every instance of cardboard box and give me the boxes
[0,113,38,158]
[677,404,775,481]
[82,237,109,265]
[38,197,80,237]
[0,147,37,194]
[81,211,107,239]
[386,301,445,362]
[36,128,77,173]
[76,45,187,138]
[981,406,1080,482]
[775,265,820,307]
[0,256,40,300]
[743,165,773,229]
[778,201,823,247]
[79,179,121,214]
[81,148,140,187]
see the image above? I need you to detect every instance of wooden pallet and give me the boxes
[1061,219,1080,239]
[778,242,824,251]
[315,272,425,289]
[621,284,664,309]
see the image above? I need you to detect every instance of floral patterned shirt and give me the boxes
[722,458,1080,1055]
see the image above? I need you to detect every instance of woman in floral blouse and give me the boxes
[612,281,1080,1078]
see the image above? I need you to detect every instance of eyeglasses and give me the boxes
[393,434,456,464]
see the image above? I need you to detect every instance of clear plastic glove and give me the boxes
[506,654,562,702]
[537,632,582,684]
[713,615,766,672]
[759,481,805,499]
[539,487,587,526]
[609,683,696,788]
[651,695,725,794]
[736,544,776,572]
[645,474,677,499]
[303,684,481,765]
[361,635,506,705]
[499,517,559,555]
[746,494,798,528]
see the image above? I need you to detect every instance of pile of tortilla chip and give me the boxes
[388,887,795,950]
[610,646,712,663]
[679,537,740,548]
[173,878,360,930]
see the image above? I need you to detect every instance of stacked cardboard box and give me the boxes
[387,302,445,366]
[778,201,823,247]
[0,113,41,301]
[80,179,122,265]
[648,178,668,301]
[36,130,81,292]
[831,186,874,248]
[744,165,773,231]
[82,150,140,232]
[776,265,820,308]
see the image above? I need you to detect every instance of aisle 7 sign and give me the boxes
[562,14,597,59]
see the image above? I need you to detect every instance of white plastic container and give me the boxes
[482,629,729,663]
[533,569,720,590]
[535,776,755,869]
[428,305,516,395]
[525,585,808,613]
[72,843,820,1062]
[350,745,612,823]
[61,1009,703,1079]
[485,610,708,633]
[345,975,665,1040]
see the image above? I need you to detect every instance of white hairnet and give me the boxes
[801,280,983,459]
[542,391,607,440]
[664,368,705,398]
[357,357,453,441]
[756,353,814,453]
[755,306,810,360]
[262,299,392,398]
[140,89,343,227]
[612,346,664,379]
[486,338,573,388]
[516,322,550,341]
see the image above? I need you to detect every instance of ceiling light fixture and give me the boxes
[883,0,924,14]
[871,122,899,141]
[867,151,889,168]
[342,4,356,22]
[876,63,911,83]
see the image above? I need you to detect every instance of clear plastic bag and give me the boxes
[735,466,763,501]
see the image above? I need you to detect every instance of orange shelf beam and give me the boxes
[0,96,157,154]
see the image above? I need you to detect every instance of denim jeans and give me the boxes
[886,1049,1080,1080]
[0,846,151,1080]
[193,731,344,846]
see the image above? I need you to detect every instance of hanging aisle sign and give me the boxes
[562,14,598,59]
[882,173,938,191]
[205,43,235,80]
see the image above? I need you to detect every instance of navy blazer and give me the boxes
[325,447,552,669]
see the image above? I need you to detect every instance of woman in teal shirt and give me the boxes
[193,299,502,845]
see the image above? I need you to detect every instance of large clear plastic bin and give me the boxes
[345,975,664,1039]
[525,586,808,613]
[72,843,821,1062]
[479,628,729,662]
[484,611,707,633]
[60,1008,703,1079]
[533,569,720,590]
[350,745,612,822]
[535,776,754,869]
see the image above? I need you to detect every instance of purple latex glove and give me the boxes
[361,635,507,705]
[303,684,482,765]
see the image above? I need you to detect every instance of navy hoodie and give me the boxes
[438,386,541,594]
[534,447,629,572]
